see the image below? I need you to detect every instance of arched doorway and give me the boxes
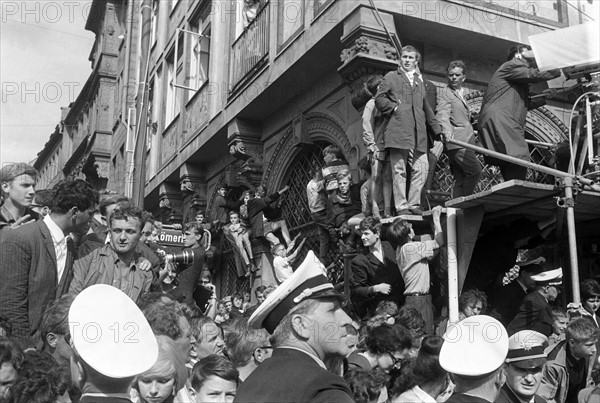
[277,142,346,283]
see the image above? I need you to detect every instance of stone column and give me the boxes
[179,163,207,223]
[158,182,183,224]
[227,118,264,189]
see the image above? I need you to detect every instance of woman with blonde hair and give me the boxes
[131,335,188,403]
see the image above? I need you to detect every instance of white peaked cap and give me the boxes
[68,284,158,378]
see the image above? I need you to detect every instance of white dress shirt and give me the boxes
[43,214,67,283]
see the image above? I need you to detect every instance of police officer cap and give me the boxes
[249,251,342,333]
[505,330,548,369]
[531,267,562,287]
[439,315,508,376]
[69,285,158,378]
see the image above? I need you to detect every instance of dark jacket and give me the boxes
[326,186,362,236]
[234,348,353,403]
[495,383,546,403]
[478,58,560,165]
[375,69,436,153]
[350,241,404,318]
[507,291,553,337]
[0,219,75,344]
[488,279,528,326]
[247,192,281,238]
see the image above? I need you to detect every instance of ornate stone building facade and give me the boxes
[34,0,598,296]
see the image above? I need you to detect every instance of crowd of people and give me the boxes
[0,42,597,403]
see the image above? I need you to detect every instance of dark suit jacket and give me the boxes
[375,69,436,153]
[489,280,528,326]
[350,241,404,318]
[234,348,353,403]
[478,58,560,165]
[507,291,553,337]
[495,383,547,403]
[0,219,75,343]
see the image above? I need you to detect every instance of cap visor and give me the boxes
[510,357,547,369]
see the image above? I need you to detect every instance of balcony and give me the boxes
[229,2,270,95]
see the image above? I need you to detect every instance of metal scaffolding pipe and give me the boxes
[446,208,459,324]
[446,138,595,186]
[446,138,592,303]
[564,178,582,303]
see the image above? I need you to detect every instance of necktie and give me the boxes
[413,72,419,89]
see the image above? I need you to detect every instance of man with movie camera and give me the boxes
[162,221,208,308]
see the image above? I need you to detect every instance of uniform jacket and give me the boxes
[478,58,560,165]
[234,348,354,403]
[507,291,553,337]
[495,383,546,403]
[69,244,153,303]
[537,340,594,403]
[488,279,528,326]
[0,219,75,343]
[435,84,476,151]
[350,241,404,318]
[375,69,436,153]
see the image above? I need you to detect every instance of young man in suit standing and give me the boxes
[435,60,482,197]
[0,179,99,346]
[375,45,436,215]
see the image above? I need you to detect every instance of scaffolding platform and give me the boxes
[445,180,600,238]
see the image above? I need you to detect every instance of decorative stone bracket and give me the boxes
[337,6,400,111]
[227,119,265,189]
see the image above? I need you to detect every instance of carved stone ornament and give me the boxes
[229,139,250,161]
[340,36,398,64]
[180,178,195,193]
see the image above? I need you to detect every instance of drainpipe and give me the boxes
[131,0,152,207]
[122,0,134,119]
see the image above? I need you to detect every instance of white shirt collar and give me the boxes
[412,385,436,403]
[280,346,326,369]
[43,214,66,244]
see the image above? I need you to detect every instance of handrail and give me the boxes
[446,138,595,186]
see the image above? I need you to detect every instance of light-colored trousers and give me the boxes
[389,148,428,211]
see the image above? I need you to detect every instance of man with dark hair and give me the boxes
[362,75,392,219]
[30,189,55,219]
[0,179,99,345]
[0,162,38,230]
[347,323,413,372]
[0,339,22,401]
[39,293,75,366]
[225,318,272,382]
[246,184,291,246]
[478,45,561,180]
[69,206,154,303]
[243,285,268,317]
[538,317,599,402]
[387,206,444,334]
[435,60,482,197]
[350,216,404,318]
[142,299,195,364]
[375,45,436,215]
